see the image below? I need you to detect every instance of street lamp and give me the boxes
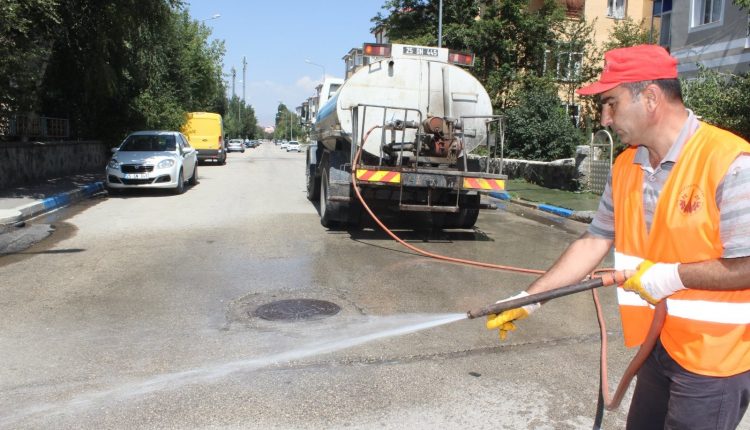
[305,59,326,83]
[201,13,221,22]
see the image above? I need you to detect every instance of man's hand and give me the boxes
[486,291,541,340]
[622,260,685,305]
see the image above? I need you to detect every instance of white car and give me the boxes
[227,139,245,153]
[106,131,198,195]
[286,141,302,152]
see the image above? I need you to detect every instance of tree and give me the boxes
[504,77,583,162]
[602,17,651,52]
[371,0,479,46]
[224,96,258,139]
[682,66,750,141]
[0,0,60,130]
[16,1,228,144]
[273,103,303,141]
[446,0,565,110]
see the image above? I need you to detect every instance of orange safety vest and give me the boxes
[612,123,750,377]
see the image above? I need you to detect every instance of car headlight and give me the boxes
[108,158,120,169]
[157,159,175,169]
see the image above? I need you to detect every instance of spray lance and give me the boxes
[464,270,655,430]
[466,271,627,319]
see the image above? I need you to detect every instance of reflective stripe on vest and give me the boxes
[612,123,750,377]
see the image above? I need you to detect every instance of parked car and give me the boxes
[286,141,302,152]
[227,138,245,153]
[106,131,198,195]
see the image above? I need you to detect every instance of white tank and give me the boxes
[314,44,493,159]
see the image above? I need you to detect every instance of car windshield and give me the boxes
[120,135,176,152]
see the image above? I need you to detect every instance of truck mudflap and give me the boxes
[355,166,506,192]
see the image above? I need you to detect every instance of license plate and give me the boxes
[124,173,149,179]
[402,46,439,57]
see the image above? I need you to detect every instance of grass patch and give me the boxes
[504,179,602,212]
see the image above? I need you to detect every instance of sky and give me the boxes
[186,0,388,127]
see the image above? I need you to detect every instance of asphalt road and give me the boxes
[2,143,747,429]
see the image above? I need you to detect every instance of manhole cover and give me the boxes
[254,299,341,321]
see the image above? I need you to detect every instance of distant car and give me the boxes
[286,141,302,152]
[227,139,245,153]
[105,131,198,195]
[280,141,289,149]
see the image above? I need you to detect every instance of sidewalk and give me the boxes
[487,179,601,223]
[0,173,106,229]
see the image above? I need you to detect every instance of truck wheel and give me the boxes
[319,167,337,228]
[433,195,480,229]
[306,156,320,201]
[453,208,479,229]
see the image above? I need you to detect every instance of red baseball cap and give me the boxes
[577,44,678,95]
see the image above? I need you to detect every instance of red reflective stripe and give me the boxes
[382,172,399,182]
[358,170,376,181]
[464,178,480,189]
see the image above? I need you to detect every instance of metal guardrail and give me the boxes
[4,115,70,139]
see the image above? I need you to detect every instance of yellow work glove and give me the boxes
[486,291,541,341]
[622,260,685,305]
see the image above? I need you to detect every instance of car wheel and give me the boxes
[188,163,198,186]
[173,170,185,195]
[106,185,121,196]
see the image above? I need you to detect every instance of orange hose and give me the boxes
[350,125,544,276]
[348,126,661,416]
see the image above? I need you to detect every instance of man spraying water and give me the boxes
[485,45,750,430]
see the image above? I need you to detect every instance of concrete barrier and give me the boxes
[0,140,109,189]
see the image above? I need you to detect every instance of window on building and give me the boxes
[691,0,723,27]
[564,104,581,127]
[607,0,626,19]
[544,48,583,82]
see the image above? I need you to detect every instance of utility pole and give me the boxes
[231,66,236,100]
[241,56,246,135]
[438,0,443,48]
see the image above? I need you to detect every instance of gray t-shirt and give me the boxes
[588,111,750,258]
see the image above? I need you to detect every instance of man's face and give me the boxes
[598,85,646,146]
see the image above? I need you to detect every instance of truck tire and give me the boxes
[306,152,320,201]
[433,194,480,229]
[319,167,337,228]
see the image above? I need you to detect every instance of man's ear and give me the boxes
[643,83,661,112]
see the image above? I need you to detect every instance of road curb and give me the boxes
[487,191,594,224]
[0,181,105,227]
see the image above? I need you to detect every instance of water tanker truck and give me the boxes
[306,43,507,229]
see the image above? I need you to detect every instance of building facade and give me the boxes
[660,0,750,77]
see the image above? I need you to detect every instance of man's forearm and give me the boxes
[680,256,750,291]
[527,232,613,295]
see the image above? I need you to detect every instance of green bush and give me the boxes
[504,83,585,161]
[682,66,750,141]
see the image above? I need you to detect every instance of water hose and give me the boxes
[348,126,664,428]
[465,272,626,318]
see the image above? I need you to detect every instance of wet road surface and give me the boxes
[2,144,746,429]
